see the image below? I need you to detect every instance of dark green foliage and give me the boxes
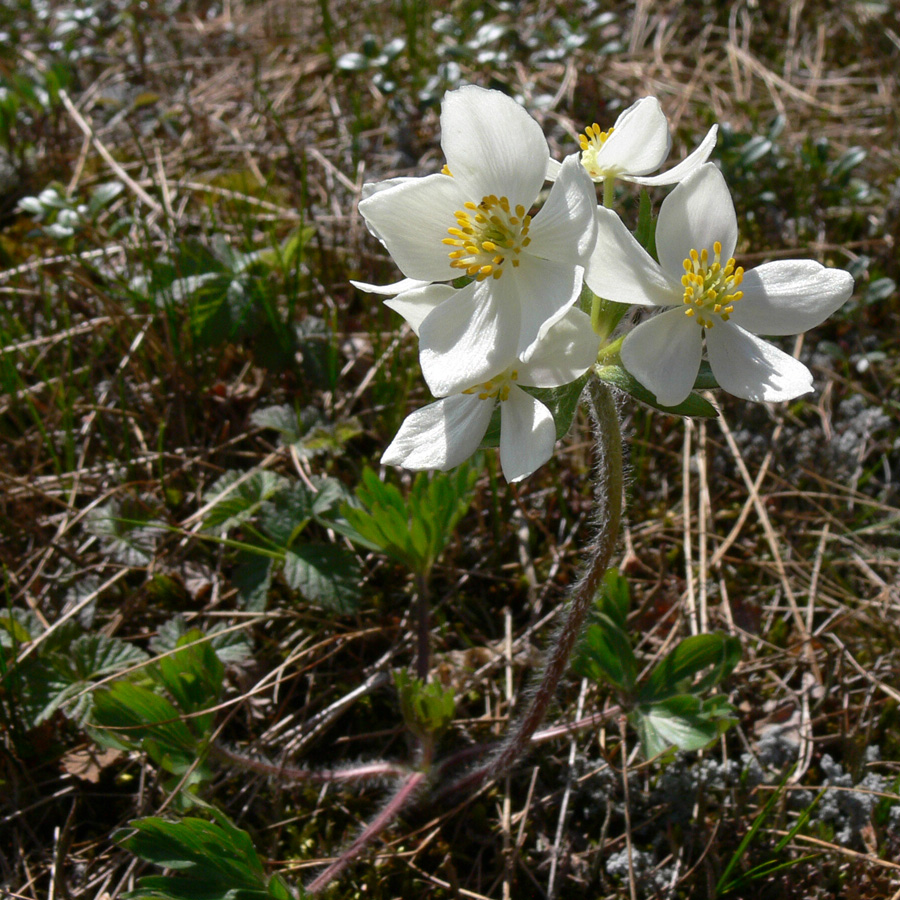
[117,806,300,900]
[341,463,478,577]
[574,570,741,757]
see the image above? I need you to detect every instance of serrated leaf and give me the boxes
[151,617,252,665]
[202,470,287,532]
[259,485,314,547]
[631,694,719,757]
[596,364,718,417]
[572,618,637,693]
[232,553,273,612]
[119,808,272,900]
[639,633,741,704]
[157,633,224,729]
[282,544,361,613]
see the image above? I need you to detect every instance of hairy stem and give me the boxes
[415,570,430,681]
[306,770,427,894]
[441,380,623,795]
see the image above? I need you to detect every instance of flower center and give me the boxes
[578,123,615,179]
[681,241,744,329]
[462,369,519,402]
[443,195,532,281]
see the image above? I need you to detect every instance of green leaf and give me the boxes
[156,633,224,730]
[341,465,477,575]
[282,544,361,613]
[639,633,741,704]
[232,553,274,611]
[633,189,657,257]
[259,485,315,547]
[118,807,287,900]
[150,618,252,665]
[573,618,637,693]
[394,670,456,740]
[202,470,287,533]
[631,694,719,757]
[596,364,718,417]
[92,682,200,774]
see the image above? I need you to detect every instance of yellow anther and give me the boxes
[680,243,743,329]
[445,192,531,281]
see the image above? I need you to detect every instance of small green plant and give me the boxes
[574,570,741,757]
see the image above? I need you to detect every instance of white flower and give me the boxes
[585,164,854,408]
[381,308,600,482]
[547,96,718,187]
[356,85,597,397]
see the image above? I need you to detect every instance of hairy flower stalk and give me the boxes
[441,379,624,793]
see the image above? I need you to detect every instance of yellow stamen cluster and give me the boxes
[681,240,744,329]
[578,123,615,179]
[443,195,532,281]
[462,369,519,402]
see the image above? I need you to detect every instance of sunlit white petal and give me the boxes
[351,276,431,296]
[594,97,671,177]
[357,173,466,281]
[384,284,456,336]
[621,308,703,407]
[656,164,738,278]
[520,308,600,387]
[382,393,494,471]
[441,85,548,206]
[527,156,598,264]
[706,322,814,402]
[499,386,556,482]
[728,260,854,336]
[419,280,517,396]
[513,255,582,358]
[585,207,680,308]
[628,125,718,185]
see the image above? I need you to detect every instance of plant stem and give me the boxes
[441,380,623,794]
[603,176,616,209]
[415,570,430,681]
[306,771,427,894]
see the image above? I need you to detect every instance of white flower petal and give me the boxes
[519,308,599,387]
[627,125,719,186]
[384,284,456,336]
[585,207,681,307]
[382,394,494,471]
[728,260,854,336]
[656,164,738,280]
[594,97,671,178]
[512,254,582,358]
[527,155,598,265]
[706,322,814,402]
[440,85,548,207]
[499,386,556,481]
[351,276,431,296]
[419,280,518,396]
[357,173,466,282]
[621,307,703,407]
[545,156,563,181]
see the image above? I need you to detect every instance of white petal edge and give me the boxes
[621,307,703,408]
[357,173,466,282]
[440,85,548,208]
[527,155,598,266]
[706,322,814,402]
[382,393,494,471]
[519,308,600,387]
[384,284,456,336]
[351,276,431,296]
[512,254,582,359]
[593,97,671,178]
[585,206,681,308]
[545,157,564,181]
[655,164,738,280]
[728,260,854,336]
[499,386,556,482]
[627,125,719,186]
[419,279,518,397]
